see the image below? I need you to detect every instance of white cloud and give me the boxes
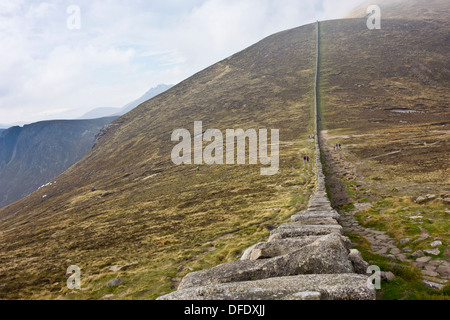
[0,0,363,125]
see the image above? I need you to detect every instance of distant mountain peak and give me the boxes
[79,84,174,120]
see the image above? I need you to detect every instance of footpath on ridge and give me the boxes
[158,21,376,301]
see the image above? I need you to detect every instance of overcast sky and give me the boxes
[0,0,363,126]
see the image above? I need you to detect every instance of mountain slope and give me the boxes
[0,24,318,299]
[346,0,450,21]
[317,17,449,205]
[318,1,449,295]
[0,117,117,209]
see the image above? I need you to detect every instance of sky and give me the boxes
[0,0,363,126]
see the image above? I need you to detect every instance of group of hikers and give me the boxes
[303,155,310,163]
[333,143,342,151]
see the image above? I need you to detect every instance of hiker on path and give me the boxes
[303,156,307,163]
[307,156,310,162]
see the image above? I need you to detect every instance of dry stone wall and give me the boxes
[158,22,376,301]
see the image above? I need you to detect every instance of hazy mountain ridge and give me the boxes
[0,84,172,209]
[0,117,117,209]
[79,84,173,119]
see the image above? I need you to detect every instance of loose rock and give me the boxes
[380,271,395,282]
[421,280,444,290]
[424,248,440,256]
[431,241,442,247]
[348,249,369,274]
[107,278,126,287]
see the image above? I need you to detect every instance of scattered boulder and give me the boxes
[421,280,445,290]
[399,238,411,245]
[109,262,137,273]
[380,271,395,282]
[424,248,440,256]
[240,243,264,261]
[348,249,369,274]
[107,278,126,287]
[415,195,436,204]
[415,196,427,204]
[431,241,443,247]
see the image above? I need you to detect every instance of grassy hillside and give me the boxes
[317,17,449,298]
[318,17,449,213]
[0,24,318,300]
